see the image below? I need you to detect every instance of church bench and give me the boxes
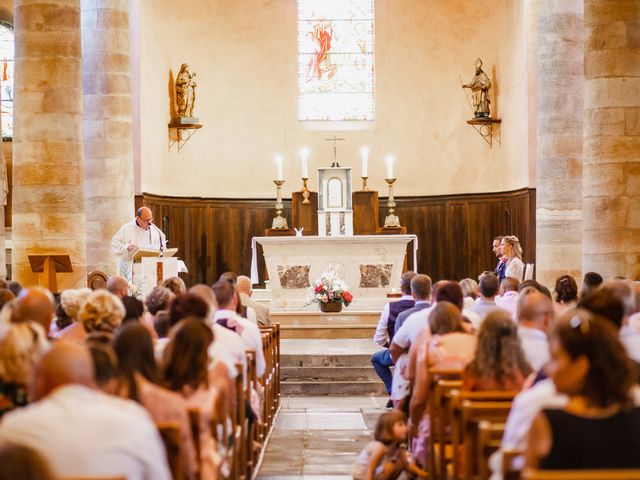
[448,391,515,480]
[522,470,640,480]
[475,421,505,480]
[156,422,184,480]
[429,377,463,480]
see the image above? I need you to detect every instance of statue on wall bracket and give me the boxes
[174,63,198,125]
[462,58,491,118]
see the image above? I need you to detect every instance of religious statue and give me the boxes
[175,63,197,118]
[462,58,491,118]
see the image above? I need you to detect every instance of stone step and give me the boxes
[281,380,387,396]
[281,366,378,382]
[280,324,376,339]
[281,353,375,368]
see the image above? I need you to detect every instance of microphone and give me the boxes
[150,222,164,256]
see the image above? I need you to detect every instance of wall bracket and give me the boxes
[168,123,202,152]
[466,117,501,147]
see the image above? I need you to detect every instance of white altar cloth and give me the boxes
[250,235,418,311]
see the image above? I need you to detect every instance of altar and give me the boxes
[251,235,418,311]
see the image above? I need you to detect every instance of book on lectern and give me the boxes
[132,247,178,262]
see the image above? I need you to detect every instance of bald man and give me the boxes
[106,275,129,299]
[236,275,271,326]
[0,342,171,480]
[517,288,554,371]
[111,207,167,280]
[13,287,55,335]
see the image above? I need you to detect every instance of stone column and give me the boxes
[535,0,584,288]
[583,0,640,279]
[12,0,87,288]
[81,0,134,274]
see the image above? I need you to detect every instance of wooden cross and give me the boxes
[324,135,345,167]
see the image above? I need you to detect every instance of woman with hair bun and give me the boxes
[526,309,640,470]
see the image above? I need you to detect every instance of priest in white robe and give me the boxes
[111,207,167,280]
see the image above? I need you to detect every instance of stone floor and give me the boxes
[280,338,383,356]
[256,396,388,479]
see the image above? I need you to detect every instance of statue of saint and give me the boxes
[462,58,491,118]
[175,63,197,118]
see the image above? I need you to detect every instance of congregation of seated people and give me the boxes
[0,272,275,480]
[367,234,640,479]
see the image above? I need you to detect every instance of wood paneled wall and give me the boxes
[142,188,535,287]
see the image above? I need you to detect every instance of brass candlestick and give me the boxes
[361,176,369,191]
[272,179,288,229]
[301,177,310,204]
[384,178,401,228]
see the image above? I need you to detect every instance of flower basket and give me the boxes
[307,267,353,311]
[320,301,343,313]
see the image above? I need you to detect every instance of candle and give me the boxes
[361,147,369,177]
[300,148,309,178]
[386,155,394,179]
[275,154,283,180]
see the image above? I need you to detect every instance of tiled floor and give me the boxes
[257,396,388,479]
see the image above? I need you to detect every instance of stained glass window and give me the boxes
[298,0,374,122]
[0,23,13,139]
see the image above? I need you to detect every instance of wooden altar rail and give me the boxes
[139,188,535,286]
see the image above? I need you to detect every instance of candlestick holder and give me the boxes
[383,178,401,228]
[272,179,288,229]
[360,176,369,191]
[301,177,310,204]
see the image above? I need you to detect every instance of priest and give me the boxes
[111,207,167,279]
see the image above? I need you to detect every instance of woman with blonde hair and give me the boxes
[0,322,49,417]
[79,290,125,338]
[459,278,479,309]
[500,235,525,281]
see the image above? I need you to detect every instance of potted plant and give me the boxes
[309,269,353,313]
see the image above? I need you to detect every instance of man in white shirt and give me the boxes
[495,277,520,320]
[111,207,167,279]
[372,272,416,406]
[212,280,266,378]
[516,289,553,372]
[188,284,245,378]
[0,342,171,480]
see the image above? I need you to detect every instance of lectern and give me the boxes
[28,255,73,293]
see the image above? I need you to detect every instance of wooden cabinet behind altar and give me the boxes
[140,188,535,287]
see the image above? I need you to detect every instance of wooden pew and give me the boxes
[187,408,201,479]
[448,390,515,480]
[157,422,184,480]
[522,470,640,480]
[476,421,505,480]
[429,374,463,480]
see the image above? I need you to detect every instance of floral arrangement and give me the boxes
[309,268,353,307]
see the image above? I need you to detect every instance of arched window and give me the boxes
[298,0,374,122]
[0,22,13,139]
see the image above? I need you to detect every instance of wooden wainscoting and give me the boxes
[141,188,535,286]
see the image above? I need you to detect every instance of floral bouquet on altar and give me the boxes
[308,268,353,312]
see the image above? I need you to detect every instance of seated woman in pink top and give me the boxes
[409,303,477,460]
[163,318,222,480]
[113,322,197,480]
[462,310,532,392]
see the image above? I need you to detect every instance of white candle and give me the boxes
[300,148,309,178]
[386,155,394,179]
[361,147,369,177]
[275,154,283,180]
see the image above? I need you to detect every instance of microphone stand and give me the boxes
[150,223,164,257]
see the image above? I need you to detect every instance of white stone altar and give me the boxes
[251,235,418,311]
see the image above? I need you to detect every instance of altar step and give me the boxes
[272,311,379,340]
[280,339,387,396]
